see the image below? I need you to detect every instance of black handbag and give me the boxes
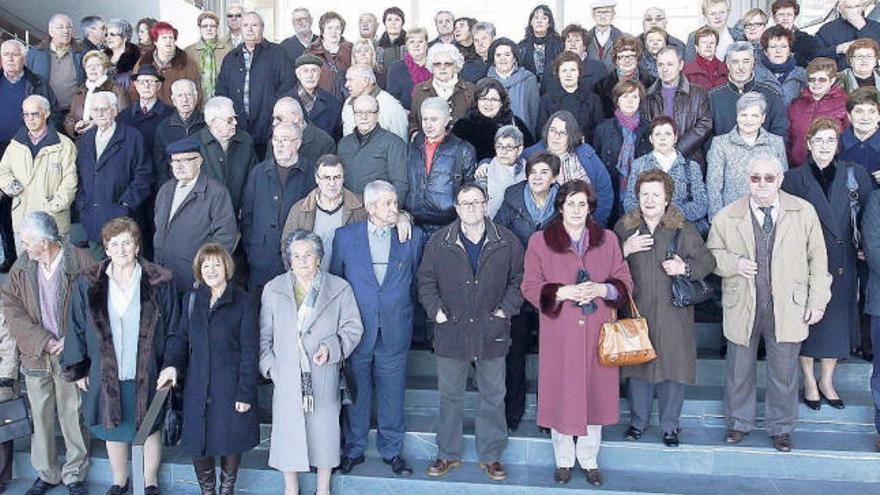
[667,229,714,307]
[161,386,183,447]
[0,395,33,443]
[339,357,354,407]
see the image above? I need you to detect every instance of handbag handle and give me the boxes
[607,290,641,322]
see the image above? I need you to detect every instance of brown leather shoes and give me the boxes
[584,468,603,487]
[725,429,747,444]
[553,467,571,484]
[772,433,792,452]
[479,461,507,481]
[426,458,460,477]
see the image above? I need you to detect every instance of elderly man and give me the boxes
[707,42,788,138]
[280,8,318,63]
[341,64,408,141]
[430,10,455,46]
[359,13,379,42]
[643,47,713,165]
[462,21,494,82]
[640,7,685,54]
[79,16,105,52]
[338,94,408,199]
[74,91,152,252]
[153,79,206,185]
[117,64,173,157]
[281,154,367,271]
[282,54,342,139]
[406,97,476,233]
[154,138,237,293]
[771,0,822,67]
[215,11,295,160]
[1,40,56,148]
[586,0,626,71]
[1,212,95,495]
[330,180,425,477]
[0,95,76,249]
[197,96,257,212]
[417,183,523,480]
[224,4,245,48]
[240,123,315,290]
[707,153,832,453]
[271,96,335,166]
[817,0,880,70]
[26,14,85,117]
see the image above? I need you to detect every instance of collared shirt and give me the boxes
[107,262,143,381]
[3,71,24,84]
[140,98,157,114]
[168,174,199,222]
[40,247,64,280]
[652,150,677,173]
[242,48,254,115]
[28,126,48,146]
[95,123,116,160]
[367,219,392,284]
[750,197,780,226]
[594,28,611,49]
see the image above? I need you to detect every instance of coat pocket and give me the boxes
[721,279,742,308]
[792,282,808,307]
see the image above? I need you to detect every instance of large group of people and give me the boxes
[2,1,880,494]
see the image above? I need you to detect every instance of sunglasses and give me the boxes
[227,13,242,18]
[749,174,778,184]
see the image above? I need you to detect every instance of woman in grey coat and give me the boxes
[706,92,787,220]
[486,38,541,136]
[259,230,363,495]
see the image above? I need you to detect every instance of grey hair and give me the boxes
[1,39,27,57]
[19,211,62,244]
[747,152,785,175]
[80,16,104,39]
[473,21,496,37]
[274,96,304,118]
[92,91,117,108]
[273,122,303,139]
[494,125,524,146]
[204,96,235,122]
[352,40,378,67]
[427,42,465,73]
[353,94,379,112]
[420,96,451,117]
[725,41,754,63]
[347,64,377,85]
[23,94,50,114]
[363,180,397,207]
[283,229,324,263]
[107,18,133,41]
[735,91,767,115]
[292,7,311,20]
[244,11,265,28]
[171,78,198,95]
[49,14,72,30]
[656,45,680,61]
[435,10,454,21]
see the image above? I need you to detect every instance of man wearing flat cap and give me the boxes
[281,54,343,139]
[153,137,238,293]
[586,0,627,71]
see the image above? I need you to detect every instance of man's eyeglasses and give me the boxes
[227,13,242,19]
[749,174,778,184]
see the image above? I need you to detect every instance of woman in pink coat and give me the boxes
[787,57,850,168]
[521,179,633,487]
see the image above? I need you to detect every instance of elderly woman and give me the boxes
[614,169,715,447]
[64,50,129,137]
[104,18,140,89]
[471,125,527,218]
[409,43,475,135]
[537,51,604,144]
[624,116,710,234]
[184,12,231,100]
[377,7,406,77]
[132,21,203,106]
[639,27,668,78]
[260,230,363,495]
[707,92,787,219]
[523,110,614,226]
[787,57,850,168]
[386,27,431,111]
[495,150,560,246]
[452,78,534,161]
[517,4,563,83]
[521,179,633,486]
[755,26,806,106]
[781,117,874,411]
[593,80,652,226]
[837,38,880,93]
[682,26,728,91]
[685,0,741,62]
[136,18,157,52]
[487,37,541,135]
[161,243,259,495]
[307,11,353,100]
[62,217,178,495]
[351,39,386,89]
[595,35,656,118]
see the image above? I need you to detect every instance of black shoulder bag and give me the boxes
[667,229,714,307]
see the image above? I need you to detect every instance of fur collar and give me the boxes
[138,46,189,71]
[542,216,605,254]
[620,205,685,231]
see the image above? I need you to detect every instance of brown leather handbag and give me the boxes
[598,296,656,367]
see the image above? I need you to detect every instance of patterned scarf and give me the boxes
[83,75,109,122]
[291,270,322,414]
[199,39,218,98]
[557,152,588,184]
[615,109,640,199]
[432,74,458,100]
[403,52,432,85]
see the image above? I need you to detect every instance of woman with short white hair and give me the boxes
[409,42,475,135]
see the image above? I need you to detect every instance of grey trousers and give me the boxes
[725,314,801,436]
[436,356,507,463]
[627,378,686,434]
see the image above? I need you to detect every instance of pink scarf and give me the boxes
[403,52,432,85]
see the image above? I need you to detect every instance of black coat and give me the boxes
[707,80,788,138]
[166,285,260,456]
[116,101,174,168]
[493,181,557,247]
[404,132,476,231]
[197,127,257,212]
[816,18,880,70]
[593,116,653,226]
[283,86,343,140]
[386,60,416,111]
[152,111,207,185]
[793,29,823,68]
[595,71,656,119]
[517,35,563,84]
[537,85,604,145]
[540,57,608,97]
[451,110,535,162]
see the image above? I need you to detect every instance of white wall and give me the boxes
[1,0,159,40]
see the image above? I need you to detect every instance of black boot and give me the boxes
[218,454,241,495]
[192,456,216,495]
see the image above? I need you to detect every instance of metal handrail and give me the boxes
[131,385,171,495]
[801,1,840,30]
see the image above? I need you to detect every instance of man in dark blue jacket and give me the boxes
[817,0,880,70]
[330,180,425,478]
[282,54,342,140]
[214,11,296,160]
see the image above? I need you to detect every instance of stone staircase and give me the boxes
[9,322,880,494]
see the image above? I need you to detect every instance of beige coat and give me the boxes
[706,191,832,346]
[184,38,231,99]
[280,187,367,260]
[0,129,77,234]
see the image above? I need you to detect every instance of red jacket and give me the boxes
[786,85,850,168]
[683,58,728,91]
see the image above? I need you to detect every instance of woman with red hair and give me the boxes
[131,21,203,106]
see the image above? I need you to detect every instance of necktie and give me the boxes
[759,206,774,234]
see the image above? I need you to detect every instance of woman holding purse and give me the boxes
[520,179,633,487]
[613,169,716,447]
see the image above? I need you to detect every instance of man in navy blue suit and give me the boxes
[330,180,425,477]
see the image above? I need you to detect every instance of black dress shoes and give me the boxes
[625,426,643,441]
[384,455,412,476]
[337,455,365,474]
[553,467,571,484]
[772,433,792,452]
[25,479,59,495]
[584,468,603,487]
[819,390,845,409]
[804,395,821,410]
[663,430,680,447]
[105,479,130,495]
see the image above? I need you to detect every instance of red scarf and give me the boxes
[404,52,432,85]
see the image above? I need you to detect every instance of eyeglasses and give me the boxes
[456,200,486,209]
[135,78,160,85]
[807,76,830,83]
[227,13,242,18]
[432,61,454,68]
[743,22,767,29]
[495,144,520,152]
[215,116,237,125]
[749,174,778,184]
[852,54,877,62]
[616,54,637,61]
[200,23,218,29]
[644,16,665,22]
[272,137,300,145]
[353,110,378,117]
[21,111,43,119]
[316,174,343,182]
[548,128,568,137]
[708,10,730,18]
[106,32,123,38]
[809,137,838,146]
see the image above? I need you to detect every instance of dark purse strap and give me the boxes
[666,227,681,258]
[846,164,862,249]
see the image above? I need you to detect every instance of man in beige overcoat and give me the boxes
[707,153,832,453]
